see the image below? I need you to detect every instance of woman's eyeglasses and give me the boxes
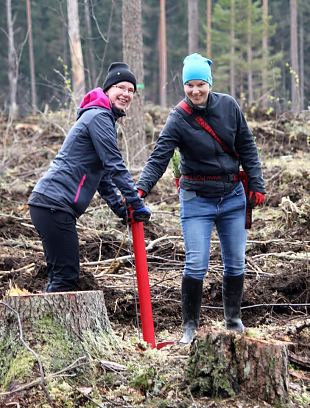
[112,85,135,95]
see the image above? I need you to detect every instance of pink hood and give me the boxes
[79,87,111,110]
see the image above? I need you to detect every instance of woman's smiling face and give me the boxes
[184,80,210,106]
[106,81,135,110]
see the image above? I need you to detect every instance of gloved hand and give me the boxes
[117,205,128,225]
[249,191,265,207]
[137,189,147,198]
[132,205,151,222]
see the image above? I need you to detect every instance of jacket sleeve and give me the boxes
[234,105,266,193]
[89,112,143,209]
[137,113,179,194]
[97,172,125,217]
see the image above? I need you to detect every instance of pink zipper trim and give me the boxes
[74,175,86,203]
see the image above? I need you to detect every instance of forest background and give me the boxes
[1,0,309,121]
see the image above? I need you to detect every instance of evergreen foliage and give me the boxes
[1,0,309,114]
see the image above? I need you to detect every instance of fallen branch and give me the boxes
[0,356,88,398]
[252,252,309,261]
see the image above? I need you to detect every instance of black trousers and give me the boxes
[29,206,80,292]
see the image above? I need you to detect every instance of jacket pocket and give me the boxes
[74,174,86,203]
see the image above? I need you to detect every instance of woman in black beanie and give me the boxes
[28,62,150,292]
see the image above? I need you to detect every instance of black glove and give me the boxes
[132,206,151,222]
[116,205,128,225]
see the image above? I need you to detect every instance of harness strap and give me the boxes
[177,100,239,159]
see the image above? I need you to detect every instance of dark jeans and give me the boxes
[29,206,80,292]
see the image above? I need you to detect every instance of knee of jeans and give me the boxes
[184,269,206,280]
[223,264,245,277]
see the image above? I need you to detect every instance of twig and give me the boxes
[252,252,309,261]
[0,356,88,398]
[145,235,182,251]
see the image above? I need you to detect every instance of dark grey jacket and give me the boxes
[137,92,265,196]
[29,103,143,218]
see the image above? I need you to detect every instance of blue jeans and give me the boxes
[180,182,247,280]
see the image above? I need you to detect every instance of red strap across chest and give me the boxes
[177,100,238,159]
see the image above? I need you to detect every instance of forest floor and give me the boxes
[0,109,309,407]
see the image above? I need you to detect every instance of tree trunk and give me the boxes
[6,0,19,121]
[187,327,289,406]
[261,0,268,109]
[299,12,304,111]
[290,0,300,113]
[67,0,86,106]
[229,0,236,98]
[159,0,167,108]
[84,0,97,89]
[122,0,145,167]
[206,0,212,57]
[188,0,199,54]
[0,291,112,338]
[247,0,253,106]
[26,0,37,114]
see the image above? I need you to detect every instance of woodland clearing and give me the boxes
[0,110,309,407]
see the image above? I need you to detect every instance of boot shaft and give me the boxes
[181,275,203,327]
[222,274,244,332]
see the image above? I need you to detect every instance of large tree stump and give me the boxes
[0,290,112,338]
[187,327,289,406]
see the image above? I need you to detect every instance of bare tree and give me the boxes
[229,0,236,98]
[122,0,145,166]
[159,0,167,107]
[26,0,37,114]
[247,0,253,105]
[299,12,304,110]
[188,0,199,53]
[290,0,300,112]
[261,0,268,109]
[84,0,97,89]
[67,0,86,105]
[206,0,212,57]
[6,0,19,120]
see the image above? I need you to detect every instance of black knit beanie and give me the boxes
[102,62,137,92]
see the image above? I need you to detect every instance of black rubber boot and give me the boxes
[179,276,203,344]
[222,274,245,332]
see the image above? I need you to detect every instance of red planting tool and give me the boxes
[129,213,174,349]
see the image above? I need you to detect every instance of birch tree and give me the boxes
[6,0,18,120]
[67,0,85,105]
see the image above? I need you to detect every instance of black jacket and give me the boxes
[137,92,265,196]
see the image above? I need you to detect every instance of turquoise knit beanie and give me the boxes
[182,53,213,86]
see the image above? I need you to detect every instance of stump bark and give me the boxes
[187,327,289,406]
[0,290,112,338]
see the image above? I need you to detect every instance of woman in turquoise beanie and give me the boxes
[137,53,266,344]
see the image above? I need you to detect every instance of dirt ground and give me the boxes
[0,110,309,407]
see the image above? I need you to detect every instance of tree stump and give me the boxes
[0,290,112,338]
[187,327,289,406]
